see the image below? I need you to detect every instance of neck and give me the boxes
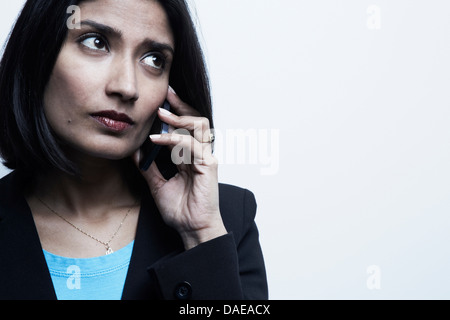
[32,157,140,219]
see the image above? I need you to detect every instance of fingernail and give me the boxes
[159,107,172,116]
[150,134,162,140]
[168,86,176,95]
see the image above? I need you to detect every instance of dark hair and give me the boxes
[0,0,212,177]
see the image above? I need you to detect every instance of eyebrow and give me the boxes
[79,20,175,55]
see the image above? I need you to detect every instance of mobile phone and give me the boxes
[139,100,170,171]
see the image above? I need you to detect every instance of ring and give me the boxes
[203,133,215,144]
[209,133,215,144]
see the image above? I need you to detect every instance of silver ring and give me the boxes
[209,133,215,144]
[202,133,215,144]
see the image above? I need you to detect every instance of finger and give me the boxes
[157,108,212,144]
[167,86,201,117]
[150,133,215,165]
[165,87,213,144]
[133,149,167,193]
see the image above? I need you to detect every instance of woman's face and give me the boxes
[44,0,174,161]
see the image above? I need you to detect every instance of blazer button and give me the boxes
[174,281,192,300]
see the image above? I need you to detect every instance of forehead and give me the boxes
[78,0,174,47]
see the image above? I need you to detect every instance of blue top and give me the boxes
[43,241,134,300]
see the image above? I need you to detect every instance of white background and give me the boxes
[1,0,450,299]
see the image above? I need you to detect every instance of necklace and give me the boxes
[37,196,138,255]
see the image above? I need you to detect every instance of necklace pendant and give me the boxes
[106,247,114,255]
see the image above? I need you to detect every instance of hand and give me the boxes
[134,87,227,250]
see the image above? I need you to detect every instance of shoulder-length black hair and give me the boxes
[0,0,212,177]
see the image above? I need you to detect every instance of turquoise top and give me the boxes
[43,241,134,300]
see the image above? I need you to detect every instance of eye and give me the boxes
[80,35,109,52]
[141,53,166,71]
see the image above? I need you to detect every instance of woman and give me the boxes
[0,0,268,300]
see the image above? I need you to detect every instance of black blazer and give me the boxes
[0,172,268,300]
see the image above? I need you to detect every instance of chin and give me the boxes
[70,141,138,163]
[62,131,145,163]
[94,148,137,161]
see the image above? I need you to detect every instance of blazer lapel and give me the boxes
[0,172,56,300]
[121,187,183,300]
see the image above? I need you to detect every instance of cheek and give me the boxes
[46,67,90,108]
[43,69,104,159]
[44,63,103,128]
[134,94,163,140]
[136,79,169,120]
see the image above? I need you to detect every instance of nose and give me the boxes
[105,56,139,102]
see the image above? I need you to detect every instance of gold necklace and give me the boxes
[37,196,138,255]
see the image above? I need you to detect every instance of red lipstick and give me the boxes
[91,110,134,132]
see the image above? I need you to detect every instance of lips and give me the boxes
[91,110,135,132]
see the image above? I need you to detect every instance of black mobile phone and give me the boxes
[139,100,170,171]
